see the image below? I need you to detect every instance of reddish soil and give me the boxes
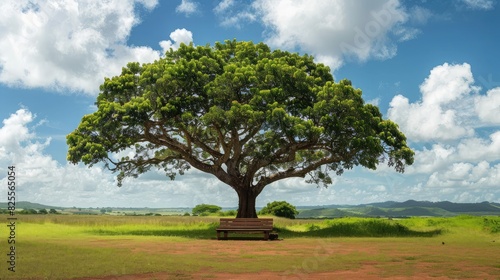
[76,270,455,280]
[75,238,499,280]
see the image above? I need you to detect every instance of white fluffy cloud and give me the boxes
[457,131,500,162]
[475,88,500,124]
[0,109,114,206]
[251,0,412,70]
[176,0,199,16]
[399,129,500,198]
[426,161,500,189]
[0,109,39,163]
[159,28,194,54]
[386,62,499,201]
[408,144,456,174]
[0,0,161,95]
[388,63,480,142]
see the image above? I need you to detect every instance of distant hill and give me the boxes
[390,200,500,213]
[2,200,499,218]
[297,208,363,218]
[0,201,62,210]
[297,200,500,218]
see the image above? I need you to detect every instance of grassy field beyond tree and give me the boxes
[0,214,498,279]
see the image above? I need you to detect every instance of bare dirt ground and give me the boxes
[76,268,473,280]
[76,270,456,280]
[75,238,499,280]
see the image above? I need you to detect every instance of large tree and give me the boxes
[67,40,414,218]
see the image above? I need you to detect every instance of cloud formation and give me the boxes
[388,63,481,142]
[159,28,194,54]
[0,0,161,95]
[475,88,500,124]
[251,0,413,70]
[176,0,199,16]
[215,1,492,74]
[386,62,500,202]
[0,109,113,206]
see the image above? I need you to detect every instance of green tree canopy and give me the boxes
[259,201,299,219]
[192,204,222,215]
[23,209,38,214]
[67,40,414,218]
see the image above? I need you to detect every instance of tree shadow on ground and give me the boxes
[275,221,442,238]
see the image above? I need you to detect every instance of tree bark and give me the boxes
[236,188,259,218]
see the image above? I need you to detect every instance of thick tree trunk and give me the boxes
[236,188,258,218]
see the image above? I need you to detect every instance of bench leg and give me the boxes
[264,231,269,240]
[216,231,229,240]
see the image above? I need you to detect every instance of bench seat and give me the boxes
[216,218,273,240]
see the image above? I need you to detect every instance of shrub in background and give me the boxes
[259,201,299,219]
[192,204,222,216]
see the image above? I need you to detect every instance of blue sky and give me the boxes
[0,0,499,208]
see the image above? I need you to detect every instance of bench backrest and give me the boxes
[219,218,273,229]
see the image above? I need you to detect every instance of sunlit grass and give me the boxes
[0,214,498,279]
[16,213,220,226]
[10,214,499,240]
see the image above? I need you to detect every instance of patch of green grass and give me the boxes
[397,215,500,240]
[8,215,500,240]
[14,215,439,239]
[275,218,441,238]
[17,241,143,279]
[15,213,220,226]
[482,217,500,233]
[89,224,218,239]
[0,214,498,279]
[86,218,440,239]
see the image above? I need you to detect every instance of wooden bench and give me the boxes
[216,218,273,240]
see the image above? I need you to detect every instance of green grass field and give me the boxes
[0,214,498,279]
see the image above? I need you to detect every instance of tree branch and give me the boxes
[253,153,345,194]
